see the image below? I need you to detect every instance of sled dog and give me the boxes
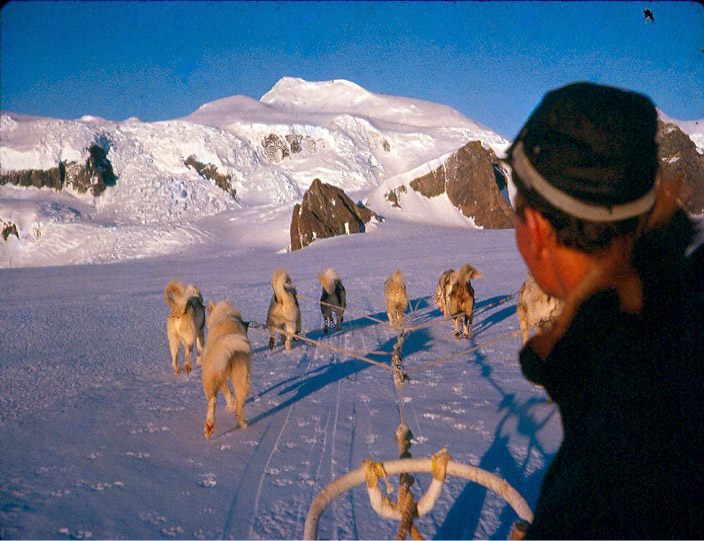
[318,268,346,333]
[202,300,252,438]
[384,269,408,329]
[266,268,302,351]
[434,268,455,320]
[164,280,206,374]
[516,273,562,344]
[447,264,483,338]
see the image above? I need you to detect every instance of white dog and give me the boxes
[164,280,205,374]
[447,264,483,339]
[266,268,302,351]
[435,268,455,320]
[384,269,408,329]
[318,268,346,333]
[202,300,252,439]
[516,273,562,344]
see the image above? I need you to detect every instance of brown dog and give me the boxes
[164,280,205,374]
[435,268,455,320]
[202,300,252,438]
[384,269,408,329]
[266,268,302,351]
[447,264,483,338]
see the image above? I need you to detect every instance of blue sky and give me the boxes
[2,1,702,138]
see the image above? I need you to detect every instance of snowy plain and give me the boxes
[0,207,563,540]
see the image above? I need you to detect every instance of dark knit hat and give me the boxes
[505,82,659,222]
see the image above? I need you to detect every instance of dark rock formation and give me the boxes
[0,144,116,196]
[657,120,704,214]
[290,178,379,251]
[0,166,64,191]
[407,141,514,228]
[1,220,19,241]
[262,133,315,163]
[384,185,407,208]
[65,144,116,195]
[184,155,237,199]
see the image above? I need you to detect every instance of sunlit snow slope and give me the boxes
[0,78,509,268]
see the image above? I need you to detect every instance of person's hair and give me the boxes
[513,173,643,254]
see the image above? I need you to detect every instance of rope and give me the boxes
[396,483,418,540]
[297,293,390,327]
[247,300,530,378]
[402,289,522,333]
[247,321,394,372]
[291,286,533,538]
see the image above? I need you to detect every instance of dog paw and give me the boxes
[184,364,192,374]
[454,333,460,339]
[336,324,342,331]
[285,342,292,352]
[323,327,329,334]
[173,366,181,375]
[204,421,215,439]
[268,338,275,350]
[238,419,249,429]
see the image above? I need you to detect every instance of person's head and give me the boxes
[504,82,659,297]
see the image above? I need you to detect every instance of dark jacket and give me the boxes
[520,212,704,539]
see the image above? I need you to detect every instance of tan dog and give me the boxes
[318,268,346,333]
[164,280,205,374]
[516,273,562,345]
[266,268,302,351]
[384,269,408,329]
[447,264,483,338]
[435,268,455,320]
[202,300,252,439]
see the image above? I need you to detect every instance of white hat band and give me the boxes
[512,142,656,222]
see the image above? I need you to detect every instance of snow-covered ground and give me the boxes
[0,211,562,540]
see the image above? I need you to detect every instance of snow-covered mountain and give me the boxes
[0,77,509,268]
[659,110,704,154]
[2,78,702,269]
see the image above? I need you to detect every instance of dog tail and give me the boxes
[318,268,340,295]
[459,264,482,283]
[164,280,187,313]
[391,269,404,286]
[272,268,292,299]
[272,267,300,323]
[203,334,251,397]
[205,334,252,375]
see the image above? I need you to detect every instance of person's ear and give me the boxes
[522,206,555,258]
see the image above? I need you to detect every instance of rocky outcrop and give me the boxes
[407,141,514,228]
[384,185,407,208]
[184,155,237,199]
[1,220,19,241]
[262,133,316,163]
[657,121,704,214]
[290,178,378,251]
[0,144,116,196]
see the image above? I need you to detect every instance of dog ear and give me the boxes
[207,300,215,313]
